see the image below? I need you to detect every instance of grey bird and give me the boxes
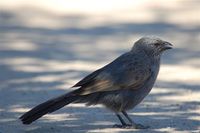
[20,37,172,129]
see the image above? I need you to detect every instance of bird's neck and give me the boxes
[131,48,161,62]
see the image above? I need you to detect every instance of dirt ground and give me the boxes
[0,0,200,133]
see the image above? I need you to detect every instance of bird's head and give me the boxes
[132,37,173,57]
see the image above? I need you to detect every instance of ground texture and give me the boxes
[0,0,200,133]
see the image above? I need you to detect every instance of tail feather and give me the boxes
[20,92,79,124]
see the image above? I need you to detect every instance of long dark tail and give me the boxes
[19,91,80,124]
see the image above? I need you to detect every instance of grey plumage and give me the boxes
[20,37,172,129]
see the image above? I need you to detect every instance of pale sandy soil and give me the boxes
[0,0,200,133]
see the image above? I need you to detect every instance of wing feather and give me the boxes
[73,53,152,95]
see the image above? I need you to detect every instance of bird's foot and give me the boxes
[113,124,149,129]
[133,123,149,129]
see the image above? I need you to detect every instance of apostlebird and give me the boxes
[20,37,172,129]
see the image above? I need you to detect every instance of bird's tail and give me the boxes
[19,90,79,124]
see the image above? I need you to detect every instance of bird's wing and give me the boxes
[73,68,103,88]
[73,53,152,95]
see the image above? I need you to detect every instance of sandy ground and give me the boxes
[0,0,200,132]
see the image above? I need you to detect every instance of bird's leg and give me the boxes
[122,111,149,129]
[122,111,134,124]
[113,113,127,128]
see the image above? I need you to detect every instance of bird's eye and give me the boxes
[154,43,160,47]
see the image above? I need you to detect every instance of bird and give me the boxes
[19,37,172,129]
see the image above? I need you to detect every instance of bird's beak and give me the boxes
[162,41,173,51]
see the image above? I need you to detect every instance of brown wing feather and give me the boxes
[86,69,150,95]
[74,67,151,95]
[73,53,152,95]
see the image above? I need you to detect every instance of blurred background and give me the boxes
[0,0,199,132]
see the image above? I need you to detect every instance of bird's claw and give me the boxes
[113,124,134,129]
[113,124,149,129]
[134,123,150,129]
